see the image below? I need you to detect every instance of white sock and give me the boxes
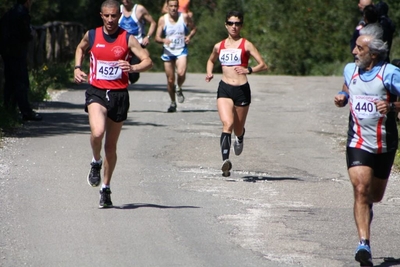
[92,157,102,165]
[101,184,110,189]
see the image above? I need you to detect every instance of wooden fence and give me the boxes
[0,21,85,93]
[29,21,85,67]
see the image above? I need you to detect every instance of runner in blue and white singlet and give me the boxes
[160,12,188,60]
[334,23,400,267]
[118,4,145,43]
[155,0,196,112]
[344,62,400,154]
[118,0,156,84]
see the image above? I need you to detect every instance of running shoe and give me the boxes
[99,188,113,208]
[221,159,232,177]
[175,85,185,103]
[167,102,177,112]
[87,161,102,187]
[355,243,373,266]
[233,136,244,156]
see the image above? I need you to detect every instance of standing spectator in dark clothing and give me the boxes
[0,0,42,121]
[350,5,378,55]
[375,1,395,62]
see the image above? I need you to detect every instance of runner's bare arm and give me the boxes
[74,31,90,83]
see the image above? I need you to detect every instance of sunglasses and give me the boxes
[226,21,243,26]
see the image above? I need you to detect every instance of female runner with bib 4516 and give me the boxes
[205,10,268,177]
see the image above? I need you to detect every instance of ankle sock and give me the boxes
[101,184,110,189]
[360,239,370,246]
[92,157,102,165]
[237,128,245,143]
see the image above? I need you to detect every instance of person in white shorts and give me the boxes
[155,0,196,112]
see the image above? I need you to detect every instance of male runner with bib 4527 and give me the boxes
[74,0,152,208]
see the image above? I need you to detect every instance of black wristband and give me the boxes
[247,67,253,74]
[74,66,81,70]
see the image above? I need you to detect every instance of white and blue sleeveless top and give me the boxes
[118,4,145,44]
[345,62,400,153]
[162,13,188,56]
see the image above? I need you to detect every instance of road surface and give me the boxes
[1,73,400,267]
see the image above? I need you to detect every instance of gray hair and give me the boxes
[359,23,388,61]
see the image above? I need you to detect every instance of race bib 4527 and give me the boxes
[96,60,122,80]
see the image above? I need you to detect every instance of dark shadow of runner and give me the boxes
[113,203,201,210]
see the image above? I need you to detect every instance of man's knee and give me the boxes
[91,131,105,140]
[176,68,187,77]
[353,182,370,197]
[167,76,175,85]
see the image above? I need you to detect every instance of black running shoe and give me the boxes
[87,162,102,187]
[167,102,177,112]
[99,188,113,208]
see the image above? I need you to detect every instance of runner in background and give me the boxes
[155,0,196,112]
[118,0,156,84]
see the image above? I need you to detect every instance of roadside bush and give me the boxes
[29,63,74,103]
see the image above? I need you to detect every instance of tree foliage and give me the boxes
[1,0,400,75]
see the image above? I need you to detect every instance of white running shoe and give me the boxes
[175,85,185,103]
[221,159,232,177]
[233,136,243,156]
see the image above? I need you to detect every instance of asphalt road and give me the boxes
[1,73,400,267]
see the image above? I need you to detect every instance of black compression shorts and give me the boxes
[346,147,396,179]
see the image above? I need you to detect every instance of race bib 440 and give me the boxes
[352,95,383,119]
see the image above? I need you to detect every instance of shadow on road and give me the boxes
[242,176,303,183]
[3,81,214,139]
[373,257,400,267]
[70,82,214,95]
[114,203,201,210]
[9,110,166,138]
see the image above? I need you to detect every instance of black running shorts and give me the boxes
[85,86,130,122]
[346,147,396,179]
[217,80,251,106]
